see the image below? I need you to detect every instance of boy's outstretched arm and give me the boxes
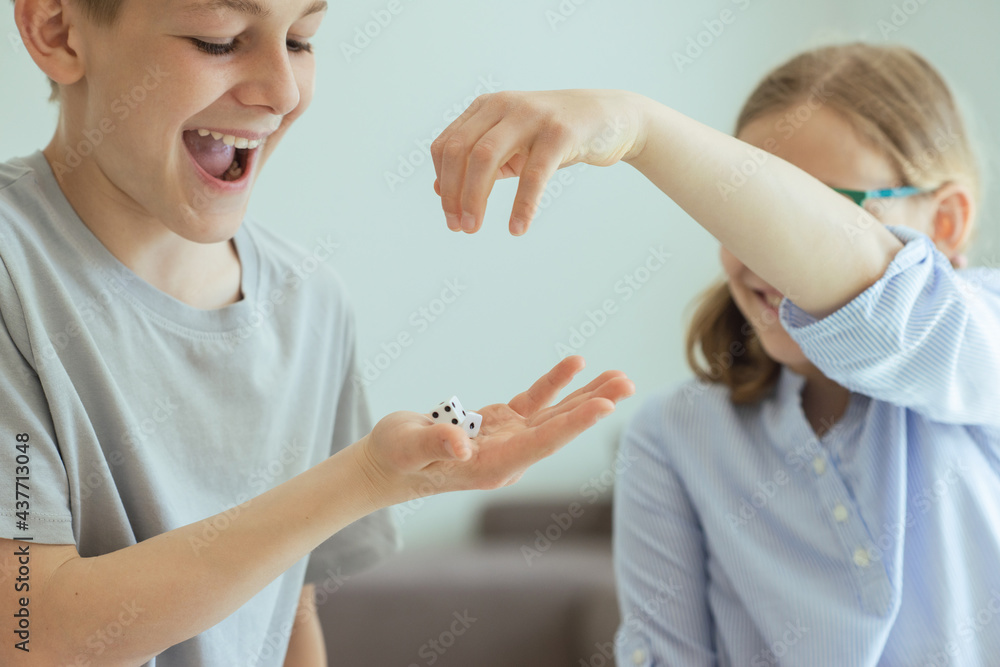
[0,356,633,666]
[430,90,906,320]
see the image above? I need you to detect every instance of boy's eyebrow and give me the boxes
[181,0,328,20]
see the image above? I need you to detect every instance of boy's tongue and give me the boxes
[183,130,236,178]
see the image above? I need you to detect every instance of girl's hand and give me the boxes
[430,90,647,236]
[353,355,634,507]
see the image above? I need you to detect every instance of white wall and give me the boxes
[2,0,998,549]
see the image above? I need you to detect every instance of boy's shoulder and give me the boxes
[0,154,34,194]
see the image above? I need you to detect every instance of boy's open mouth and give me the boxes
[182,129,263,183]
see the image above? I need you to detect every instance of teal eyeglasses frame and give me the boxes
[831,185,935,207]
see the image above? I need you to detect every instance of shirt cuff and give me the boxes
[779,224,935,333]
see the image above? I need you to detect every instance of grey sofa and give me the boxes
[317,498,619,667]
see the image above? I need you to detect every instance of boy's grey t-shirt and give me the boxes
[0,151,399,665]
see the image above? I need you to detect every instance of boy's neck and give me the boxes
[41,142,244,310]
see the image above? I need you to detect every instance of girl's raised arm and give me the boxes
[431,90,904,320]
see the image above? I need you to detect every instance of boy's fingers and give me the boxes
[550,369,630,409]
[508,355,585,416]
[541,376,635,421]
[505,397,616,464]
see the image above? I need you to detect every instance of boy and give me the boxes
[0,0,634,664]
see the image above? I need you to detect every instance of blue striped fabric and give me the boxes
[612,225,1000,666]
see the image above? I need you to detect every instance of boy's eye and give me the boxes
[189,38,314,56]
[190,38,238,56]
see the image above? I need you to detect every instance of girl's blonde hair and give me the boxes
[686,42,982,404]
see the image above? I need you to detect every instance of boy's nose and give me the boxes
[239,44,302,117]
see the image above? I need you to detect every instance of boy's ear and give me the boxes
[929,182,975,265]
[14,0,85,88]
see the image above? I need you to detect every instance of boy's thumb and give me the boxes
[422,425,470,464]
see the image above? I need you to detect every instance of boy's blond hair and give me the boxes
[686,43,982,405]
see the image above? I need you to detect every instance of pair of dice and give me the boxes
[428,396,482,438]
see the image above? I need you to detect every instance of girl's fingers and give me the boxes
[460,125,534,233]
[507,355,586,417]
[430,94,487,183]
[433,107,506,232]
[508,132,570,235]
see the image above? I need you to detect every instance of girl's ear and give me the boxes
[14,0,85,88]
[928,182,975,267]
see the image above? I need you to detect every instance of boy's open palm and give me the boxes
[355,356,634,507]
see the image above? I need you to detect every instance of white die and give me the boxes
[463,411,482,439]
[429,396,467,426]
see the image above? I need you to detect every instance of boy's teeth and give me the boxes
[192,129,264,150]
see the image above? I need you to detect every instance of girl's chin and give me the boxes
[758,335,809,367]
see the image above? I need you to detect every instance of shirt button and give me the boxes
[812,457,826,475]
[853,548,871,567]
[631,649,647,665]
[833,504,849,522]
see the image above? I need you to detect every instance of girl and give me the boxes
[430,43,999,665]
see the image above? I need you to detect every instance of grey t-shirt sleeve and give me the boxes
[0,258,74,543]
[302,320,400,588]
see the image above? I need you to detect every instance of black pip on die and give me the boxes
[428,396,482,439]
